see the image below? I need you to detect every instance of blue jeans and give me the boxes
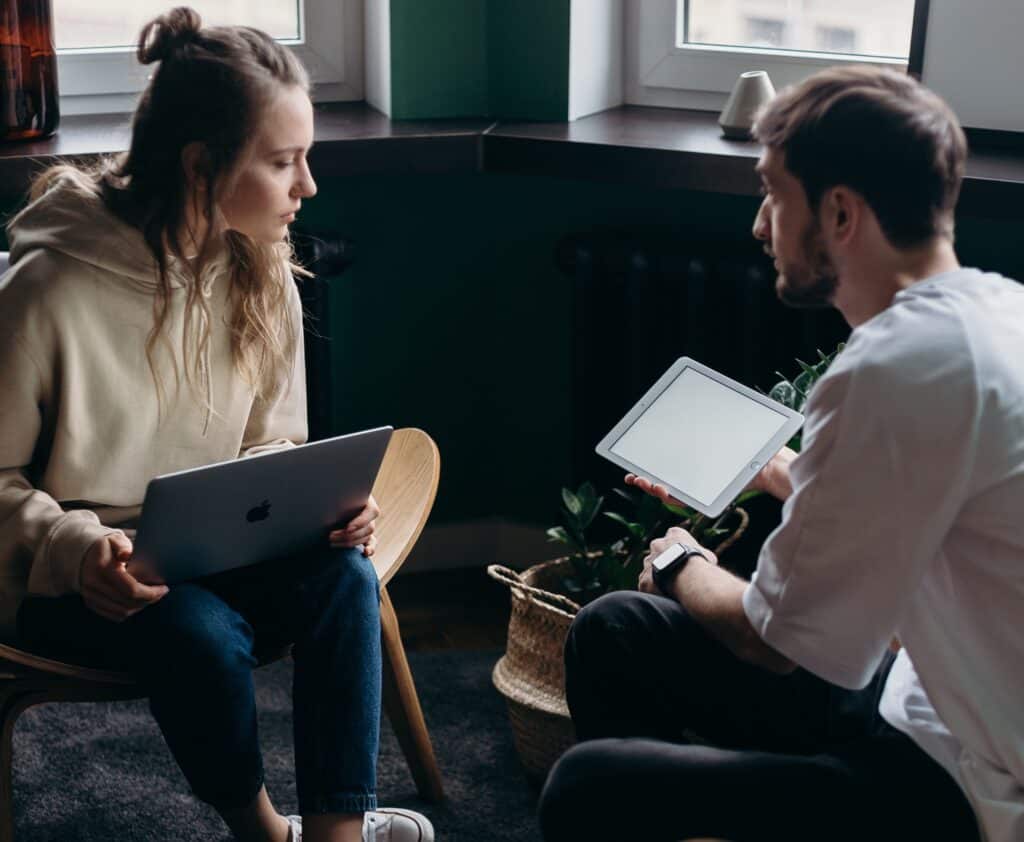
[17,546,381,814]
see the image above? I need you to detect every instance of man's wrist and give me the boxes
[652,542,709,596]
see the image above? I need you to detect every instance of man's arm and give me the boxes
[641,526,796,674]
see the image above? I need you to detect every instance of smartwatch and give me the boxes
[651,542,707,596]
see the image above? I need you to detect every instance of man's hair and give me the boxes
[752,66,967,248]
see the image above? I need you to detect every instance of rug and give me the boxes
[13,650,544,841]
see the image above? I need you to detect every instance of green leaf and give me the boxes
[605,511,646,538]
[562,488,582,516]
[546,526,570,544]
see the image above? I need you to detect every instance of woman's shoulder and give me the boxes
[0,249,99,341]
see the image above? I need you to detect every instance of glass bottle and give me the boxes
[0,0,59,142]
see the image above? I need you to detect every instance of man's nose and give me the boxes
[752,199,770,242]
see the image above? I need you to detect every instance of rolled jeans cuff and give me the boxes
[300,792,377,815]
[198,769,266,811]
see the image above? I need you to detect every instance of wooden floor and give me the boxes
[387,566,512,652]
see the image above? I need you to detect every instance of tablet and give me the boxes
[596,358,804,517]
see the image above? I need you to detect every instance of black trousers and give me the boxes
[537,590,980,842]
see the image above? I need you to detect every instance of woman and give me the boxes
[0,8,432,842]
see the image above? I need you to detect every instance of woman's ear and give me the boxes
[181,141,209,194]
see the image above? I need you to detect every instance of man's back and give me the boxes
[877,269,1024,833]
[750,267,1024,837]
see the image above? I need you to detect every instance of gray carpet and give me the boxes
[13,650,543,841]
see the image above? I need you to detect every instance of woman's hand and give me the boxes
[329,495,381,557]
[81,533,169,622]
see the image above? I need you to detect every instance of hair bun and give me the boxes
[137,6,202,65]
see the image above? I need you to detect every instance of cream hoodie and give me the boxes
[0,177,307,637]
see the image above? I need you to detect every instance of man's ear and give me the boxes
[823,186,859,246]
[180,142,209,193]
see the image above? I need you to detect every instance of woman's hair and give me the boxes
[31,6,311,410]
[752,66,966,249]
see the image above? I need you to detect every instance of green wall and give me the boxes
[389,0,489,119]
[291,173,1024,526]
[388,0,570,120]
[3,175,1023,528]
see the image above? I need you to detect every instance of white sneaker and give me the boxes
[363,808,434,842]
[283,808,434,842]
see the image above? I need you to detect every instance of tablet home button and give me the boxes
[750,461,761,470]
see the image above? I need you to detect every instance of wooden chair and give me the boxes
[0,427,444,842]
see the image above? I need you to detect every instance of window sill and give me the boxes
[2,103,1022,218]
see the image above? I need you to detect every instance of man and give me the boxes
[539,66,1023,842]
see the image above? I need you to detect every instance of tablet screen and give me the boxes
[608,366,789,506]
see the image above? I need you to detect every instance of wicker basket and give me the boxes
[487,558,580,783]
[487,506,749,783]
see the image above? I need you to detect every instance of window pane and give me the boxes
[54,1,301,50]
[682,0,915,60]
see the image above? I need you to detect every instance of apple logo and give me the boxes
[246,499,271,523]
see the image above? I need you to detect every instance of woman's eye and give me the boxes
[274,160,292,170]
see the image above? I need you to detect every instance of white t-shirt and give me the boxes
[742,268,1024,842]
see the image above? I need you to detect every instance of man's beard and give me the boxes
[775,221,839,309]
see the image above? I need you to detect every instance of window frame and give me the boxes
[626,0,925,111]
[55,0,363,115]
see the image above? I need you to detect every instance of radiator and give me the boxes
[556,231,850,486]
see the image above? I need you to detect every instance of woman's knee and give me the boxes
[127,584,255,674]
[315,547,380,606]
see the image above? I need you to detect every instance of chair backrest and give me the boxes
[370,428,440,587]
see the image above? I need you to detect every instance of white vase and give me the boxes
[719,70,776,140]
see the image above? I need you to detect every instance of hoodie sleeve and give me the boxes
[238,281,309,457]
[0,331,118,597]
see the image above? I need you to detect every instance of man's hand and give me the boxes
[638,526,718,595]
[745,446,797,501]
[625,473,684,507]
[81,533,169,622]
[329,495,381,557]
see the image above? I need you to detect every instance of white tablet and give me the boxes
[596,357,804,517]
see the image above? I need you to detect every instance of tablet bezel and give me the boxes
[595,357,804,517]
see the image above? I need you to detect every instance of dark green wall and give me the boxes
[388,0,570,120]
[3,176,1023,528]
[389,0,489,119]
[291,173,1024,526]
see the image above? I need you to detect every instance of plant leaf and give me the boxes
[546,526,570,544]
[561,488,582,516]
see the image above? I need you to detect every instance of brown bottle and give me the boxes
[0,0,59,142]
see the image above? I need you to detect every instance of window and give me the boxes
[816,26,857,55]
[55,0,363,115]
[627,0,918,111]
[744,18,786,50]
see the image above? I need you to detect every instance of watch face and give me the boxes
[652,542,691,572]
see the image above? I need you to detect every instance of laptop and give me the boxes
[131,426,393,584]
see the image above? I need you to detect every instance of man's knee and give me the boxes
[538,741,626,840]
[567,590,672,677]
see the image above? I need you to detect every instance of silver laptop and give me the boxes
[131,426,393,583]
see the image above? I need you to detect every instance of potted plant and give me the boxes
[488,344,845,782]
